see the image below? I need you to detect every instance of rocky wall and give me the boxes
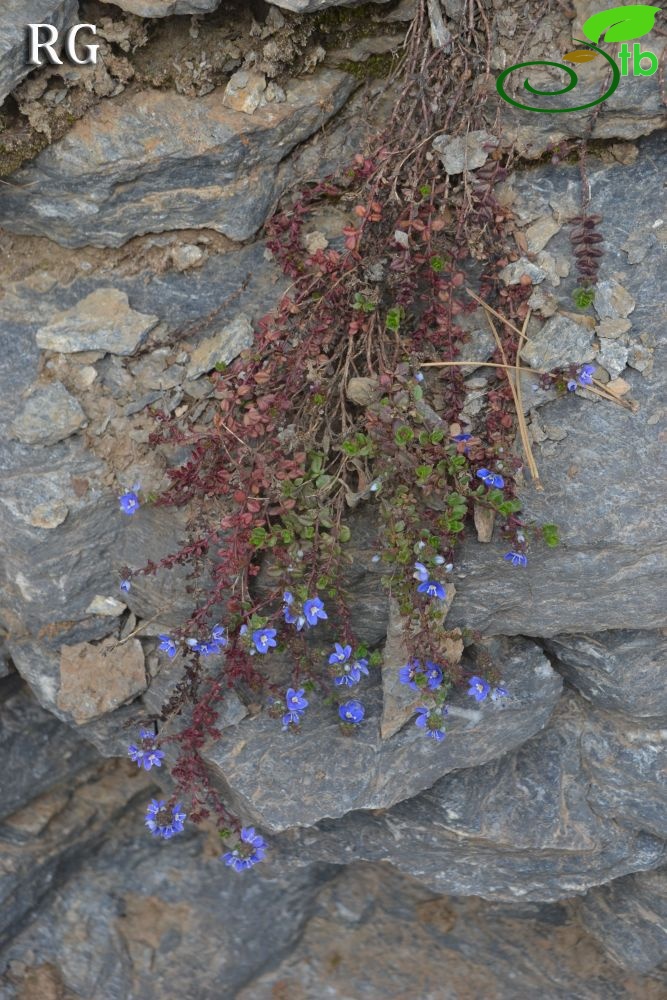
[0,1,666,997]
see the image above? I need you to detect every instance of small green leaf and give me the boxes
[249,527,268,547]
[582,5,660,43]
[339,525,351,543]
[542,523,560,548]
[395,426,414,446]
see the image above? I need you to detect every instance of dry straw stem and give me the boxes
[464,287,633,410]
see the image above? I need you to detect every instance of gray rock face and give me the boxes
[276,695,666,901]
[0,679,99,822]
[583,707,666,840]
[0,72,356,247]
[238,864,665,1000]
[580,868,667,974]
[203,638,562,832]
[10,380,86,446]
[0,0,77,106]
[111,0,221,15]
[268,0,391,10]
[0,780,335,996]
[545,630,667,719]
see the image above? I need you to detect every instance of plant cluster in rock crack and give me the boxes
[113,1,606,869]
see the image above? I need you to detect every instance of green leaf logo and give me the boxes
[582,4,661,44]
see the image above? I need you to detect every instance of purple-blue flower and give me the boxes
[424,661,444,690]
[119,490,140,515]
[253,628,277,654]
[415,705,447,741]
[128,729,164,771]
[504,551,528,567]
[468,676,491,702]
[145,799,186,839]
[303,596,328,626]
[417,580,447,600]
[453,433,472,442]
[329,642,352,665]
[578,364,595,386]
[492,686,509,701]
[285,687,308,713]
[120,579,131,592]
[399,660,424,690]
[339,700,365,724]
[415,371,425,383]
[567,379,578,392]
[158,635,177,658]
[413,561,429,582]
[222,826,267,872]
[334,658,369,687]
[477,468,505,489]
[211,624,227,646]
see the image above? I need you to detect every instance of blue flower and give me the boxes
[334,658,369,687]
[211,624,227,646]
[468,676,491,702]
[415,371,425,383]
[158,635,177,658]
[119,490,140,515]
[329,642,352,665]
[567,379,578,392]
[477,468,505,489]
[433,555,445,565]
[303,596,328,626]
[339,700,365,724]
[193,640,222,656]
[424,661,443,690]
[453,433,472,441]
[414,705,447,741]
[222,826,267,872]
[286,687,308,713]
[417,580,447,600]
[578,364,595,386]
[145,799,186,839]
[504,551,527,567]
[128,729,164,771]
[253,628,277,654]
[413,561,429,582]
[120,579,131,592]
[492,686,509,701]
[399,660,424,690]
[283,591,294,605]
[369,480,381,493]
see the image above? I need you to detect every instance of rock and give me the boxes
[597,338,629,378]
[0,1,78,106]
[580,868,667,974]
[594,279,636,320]
[239,864,665,999]
[36,289,159,355]
[268,0,391,9]
[545,630,667,719]
[169,244,204,272]
[0,72,357,247]
[0,789,335,996]
[499,257,546,286]
[56,636,147,724]
[84,595,127,618]
[345,376,380,406]
[433,130,497,174]
[0,680,99,822]
[524,214,561,253]
[110,0,221,15]
[10,381,86,447]
[222,70,267,114]
[203,638,562,832]
[186,314,254,379]
[277,694,666,901]
[520,314,595,370]
[0,758,152,951]
[582,707,666,840]
[596,317,632,340]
